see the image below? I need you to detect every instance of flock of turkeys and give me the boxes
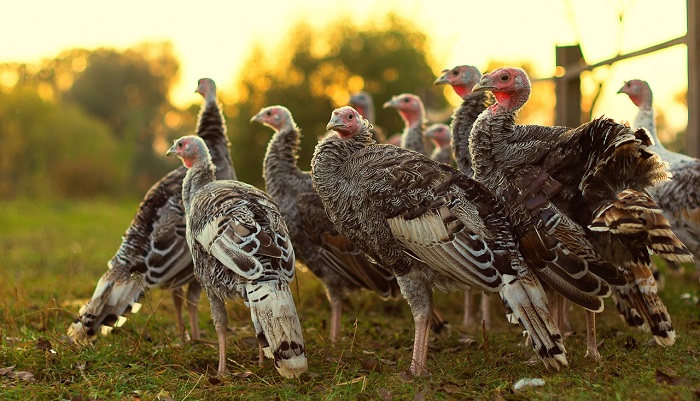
[68,67,698,379]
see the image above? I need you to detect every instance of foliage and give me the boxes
[228,14,449,188]
[0,88,126,198]
[2,199,700,400]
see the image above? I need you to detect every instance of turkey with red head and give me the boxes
[68,78,234,343]
[312,106,567,377]
[469,67,692,359]
[383,93,429,156]
[167,135,307,378]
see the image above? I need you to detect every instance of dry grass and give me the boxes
[1,199,700,400]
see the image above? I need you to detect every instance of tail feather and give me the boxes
[612,270,675,346]
[247,280,307,379]
[67,267,143,342]
[499,273,568,370]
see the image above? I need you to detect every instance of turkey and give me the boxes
[312,106,567,377]
[469,67,692,359]
[167,135,307,378]
[618,79,700,270]
[68,78,234,343]
[251,105,401,343]
[435,65,495,328]
[424,123,452,165]
[349,91,385,142]
[435,65,494,178]
[383,93,429,156]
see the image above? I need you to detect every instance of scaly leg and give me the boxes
[328,294,343,343]
[171,288,186,343]
[585,310,601,361]
[396,271,433,377]
[463,290,476,327]
[186,281,202,341]
[207,291,229,376]
[480,292,491,330]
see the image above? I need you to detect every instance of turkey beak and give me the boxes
[166,143,178,157]
[382,99,397,109]
[250,111,263,124]
[326,115,344,132]
[472,78,493,93]
[434,71,450,85]
[616,84,627,94]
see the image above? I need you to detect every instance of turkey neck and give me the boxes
[197,99,236,181]
[182,160,216,216]
[469,106,518,187]
[401,123,427,156]
[452,91,493,178]
[263,124,305,199]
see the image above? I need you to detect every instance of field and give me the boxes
[1,199,700,400]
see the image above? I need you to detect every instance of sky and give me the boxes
[1,0,690,134]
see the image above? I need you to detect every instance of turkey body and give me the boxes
[312,106,566,377]
[170,135,307,379]
[68,78,234,342]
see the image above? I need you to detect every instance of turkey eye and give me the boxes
[452,70,459,75]
[348,114,354,119]
[266,111,272,116]
[403,98,410,102]
[500,74,509,81]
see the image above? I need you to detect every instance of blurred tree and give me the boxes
[228,13,448,188]
[0,87,125,199]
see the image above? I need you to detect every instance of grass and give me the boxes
[1,198,700,400]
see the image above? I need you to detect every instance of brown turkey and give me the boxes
[251,105,401,342]
[435,65,495,328]
[469,67,692,359]
[167,135,307,378]
[383,93,429,156]
[312,106,567,377]
[68,78,234,343]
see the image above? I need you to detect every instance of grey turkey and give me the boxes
[469,67,693,359]
[618,79,700,272]
[436,65,495,328]
[383,93,429,156]
[167,135,307,378]
[68,78,234,343]
[349,91,385,142]
[250,105,402,343]
[312,106,567,377]
[424,123,452,165]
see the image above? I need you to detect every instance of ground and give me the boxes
[1,199,699,400]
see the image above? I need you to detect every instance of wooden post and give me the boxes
[555,45,584,127]
[688,0,700,157]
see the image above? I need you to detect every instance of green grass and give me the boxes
[1,199,700,400]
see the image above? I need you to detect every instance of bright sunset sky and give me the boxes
[1,0,689,133]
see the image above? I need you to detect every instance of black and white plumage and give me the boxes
[312,106,566,377]
[167,135,307,378]
[618,79,700,271]
[383,93,429,156]
[469,68,692,358]
[251,105,400,343]
[68,78,234,343]
[436,65,495,327]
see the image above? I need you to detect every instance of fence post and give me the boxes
[688,0,700,157]
[555,45,584,128]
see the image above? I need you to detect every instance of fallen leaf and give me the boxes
[207,377,222,386]
[361,357,381,373]
[35,339,52,350]
[655,368,685,386]
[442,384,461,394]
[0,366,16,376]
[232,371,252,379]
[14,371,35,382]
[513,378,545,392]
[377,387,392,401]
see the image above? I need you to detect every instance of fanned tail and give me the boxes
[247,280,307,379]
[589,189,694,263]
[612,268,675,346]
[67,267,143,342]
[499,272,568,370]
